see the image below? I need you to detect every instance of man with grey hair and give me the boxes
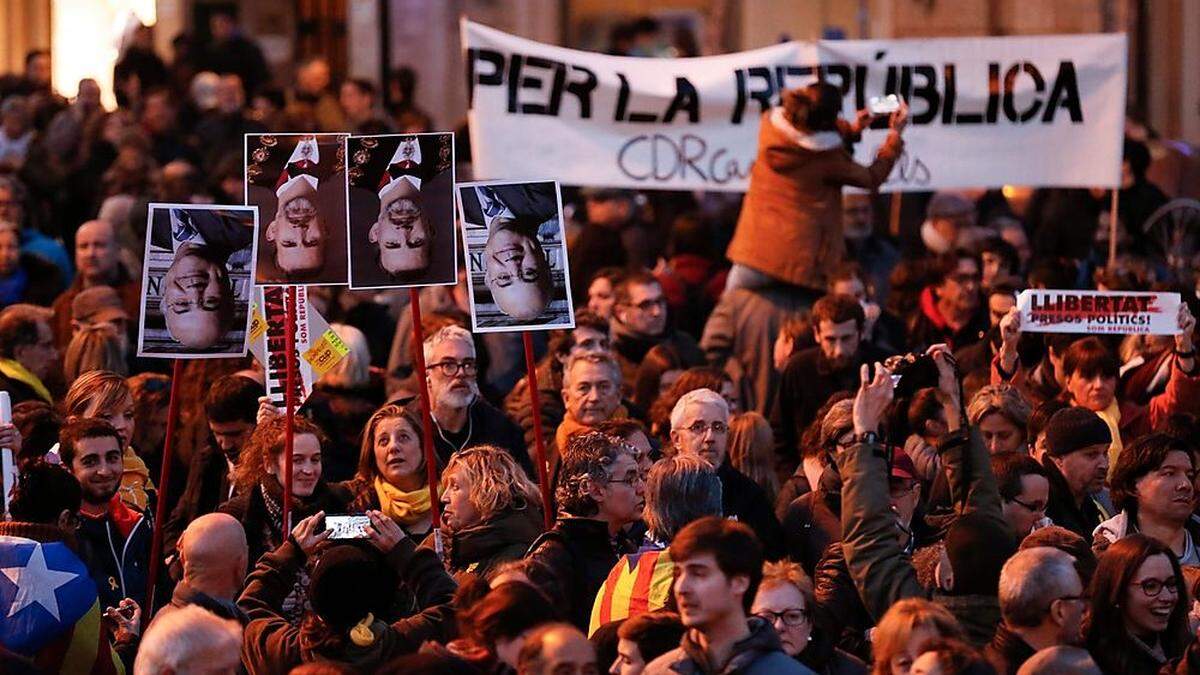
[669,388,782,558]
[527,430,643,631]
[984,546,1086,675]
[587,454,723,634]
[780,396,854,573]
[419,324,529,472]
[555,351,625,449]
[134,605,242,675]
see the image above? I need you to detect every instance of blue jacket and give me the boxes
[75,498,153,611]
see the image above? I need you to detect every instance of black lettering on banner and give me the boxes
[820,64,853,96]
[909,64,940,125]
[465,48,504,108]
[730,67,775,124]
[615,72,658,123]
[1044,61,1083,123]
[564,64,597,119]
[518,55,557,115]
[1004,62,1045,122]
[663,77,700,124]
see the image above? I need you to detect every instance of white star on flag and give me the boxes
[1,543,77,621]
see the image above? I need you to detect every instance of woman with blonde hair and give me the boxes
[438,444,544,581]
[871,598,963,675]
[63,370,153,510]
[63,324,127,383]
[728,411,780,506]
[340,404,435,540]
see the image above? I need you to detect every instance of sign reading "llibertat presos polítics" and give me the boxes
[1018,290,1181,335]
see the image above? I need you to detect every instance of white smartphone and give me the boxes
[325,514,371,539]
[868,94,903,115]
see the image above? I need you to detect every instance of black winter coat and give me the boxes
[525,516,621,631]
[718,461,785,560]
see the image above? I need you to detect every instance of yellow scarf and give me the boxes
[1095,398,1124,475]
[120,447,155,512]
[0,358,51,403]
[374,477,431,527]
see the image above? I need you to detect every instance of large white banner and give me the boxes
[463,20,1126,192]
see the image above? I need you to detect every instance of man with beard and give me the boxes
[418,325,530,473]
[370,138,432,279]
[165,375,264,553]
[772,293,884,461]
[670,389,783,560]
[483,217,554,321]
[61,418,153,611]
[154,207,252,349]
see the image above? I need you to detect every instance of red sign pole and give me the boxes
[282,286,297,533]
[408,288,442,529]
[144,359,184,617]
[522,332,553,529]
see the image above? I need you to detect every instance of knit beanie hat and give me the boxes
[1044,407,1111,458]
[944,511,1016,596]
[309,543,395,631]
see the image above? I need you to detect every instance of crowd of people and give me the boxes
[0,9,1199,675]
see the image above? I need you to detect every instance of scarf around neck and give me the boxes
[373,477,431,527]
[1094,398,1123,472]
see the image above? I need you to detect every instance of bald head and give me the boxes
[75,219,120,285]
[179,513,248,599]
[517,623,595,675]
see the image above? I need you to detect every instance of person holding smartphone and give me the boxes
[725,82,909,304]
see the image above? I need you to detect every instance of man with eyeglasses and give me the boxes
[668,388,782,559]
[994,451,1052,539]
[986,547,1086,675]
[1094,433,1200,565]
[0,303,58,404]
[906,250,988,352]
[527,430,644,631]
[556,352,626,450]
[610,271,702,388]
[418,325,530,473]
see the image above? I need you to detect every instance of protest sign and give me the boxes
[136,204,258,359]
[456,179,575,333]
[463,20,1126,192]
[248,286,349,407]
[246,133,350,285]
[346,132,457,289]
[1017,289,1180,335]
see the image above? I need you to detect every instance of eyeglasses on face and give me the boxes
[683,420,728,435]
[1130,576,1179,598]
[1009,497,1047,513]
[606,470,645,486]
[624,297,666,312]
[755,608,810,627]
[430,359,477,377]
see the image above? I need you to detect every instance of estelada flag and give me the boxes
[0,536,124,674]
